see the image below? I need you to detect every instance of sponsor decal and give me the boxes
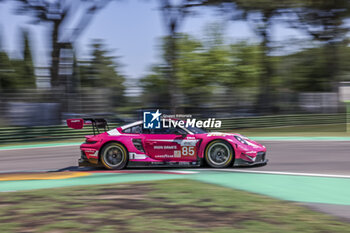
[208,132,231,137]
[154,154,176,158]
[154,145,177,150]
[129,153,148,160]
[174,150,181,158]
[175,139,198,147]
[107,128,121,136]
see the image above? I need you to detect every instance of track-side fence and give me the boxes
[0,114,345,144]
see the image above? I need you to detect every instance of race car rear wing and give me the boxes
[67,118,109,135]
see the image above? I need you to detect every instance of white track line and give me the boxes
[1,168,349,178]
[201,168,350,179]
[258,140,350,142]
[3,138,350,152]
[164,170,199,174]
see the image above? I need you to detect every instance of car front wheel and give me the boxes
[204,140,234,168]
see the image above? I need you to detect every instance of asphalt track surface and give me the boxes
[0,141,349,175]
[1,141,350,221]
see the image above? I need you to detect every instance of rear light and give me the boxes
[132,139,145,152]
[85,140,97,144]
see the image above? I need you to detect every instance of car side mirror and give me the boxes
[175,131,187,138]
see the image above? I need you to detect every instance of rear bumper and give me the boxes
[78,151,101,168]
[79,158,92,167]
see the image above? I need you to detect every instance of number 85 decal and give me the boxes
[181,146,196,156]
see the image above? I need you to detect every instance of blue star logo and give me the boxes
[143,110,162,129]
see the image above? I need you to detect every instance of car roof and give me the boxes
[120,120,143,130]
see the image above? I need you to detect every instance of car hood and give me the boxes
[206,132,264,150]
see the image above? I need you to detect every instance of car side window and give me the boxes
[131,125,142,134]
[148,126,186,134]
[123,125,142,134]
[123,128,131,133]
[169,127,187,135]
[150,127,171,134]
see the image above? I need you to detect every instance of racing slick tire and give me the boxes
[204,140,234,168]
[100,142,128,170]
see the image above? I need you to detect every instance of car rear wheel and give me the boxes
[100,142,128,170]
[204,140,233,168]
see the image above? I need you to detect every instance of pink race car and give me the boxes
[67,118,267,170]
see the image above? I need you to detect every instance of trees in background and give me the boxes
[228,0,297,113]
[0,46,14,90]
[141,66,171,108]
[158,0,192,112]
[141,31,263,109]
[142,19,350,113]
[291,0,350,92]
[2,0,350,115]
[0,29,35,90]
[187,0,350,113]
[157,0,228,112]
[12,29,36,89]
[15,0,113,88]
[79,40,125,107]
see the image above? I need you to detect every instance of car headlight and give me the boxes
[234,136,248,145]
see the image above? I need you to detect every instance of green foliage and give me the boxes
[276,43,350,92]
[0,50,15,89]
[0,29,36,90]
[141,29,263,107]
[14,30,36,89]
[278,47,328,92]
[176,34,217,94]
[226,42,263,87]
[140,66,171,108]
[79,40,125,105]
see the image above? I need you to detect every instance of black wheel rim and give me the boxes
[208,143,230,166]
[104,146,124,167]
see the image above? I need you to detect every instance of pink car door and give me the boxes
[143,128,199,161]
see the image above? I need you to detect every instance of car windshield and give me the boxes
[185,125,207,134]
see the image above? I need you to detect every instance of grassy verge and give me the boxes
[0,179,349,233]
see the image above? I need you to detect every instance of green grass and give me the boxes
[232,124,350,137]
[0,179,349,233]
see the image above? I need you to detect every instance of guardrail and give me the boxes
[0,124,120,144]
[0,114,345,144]
[217,113,345,130]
